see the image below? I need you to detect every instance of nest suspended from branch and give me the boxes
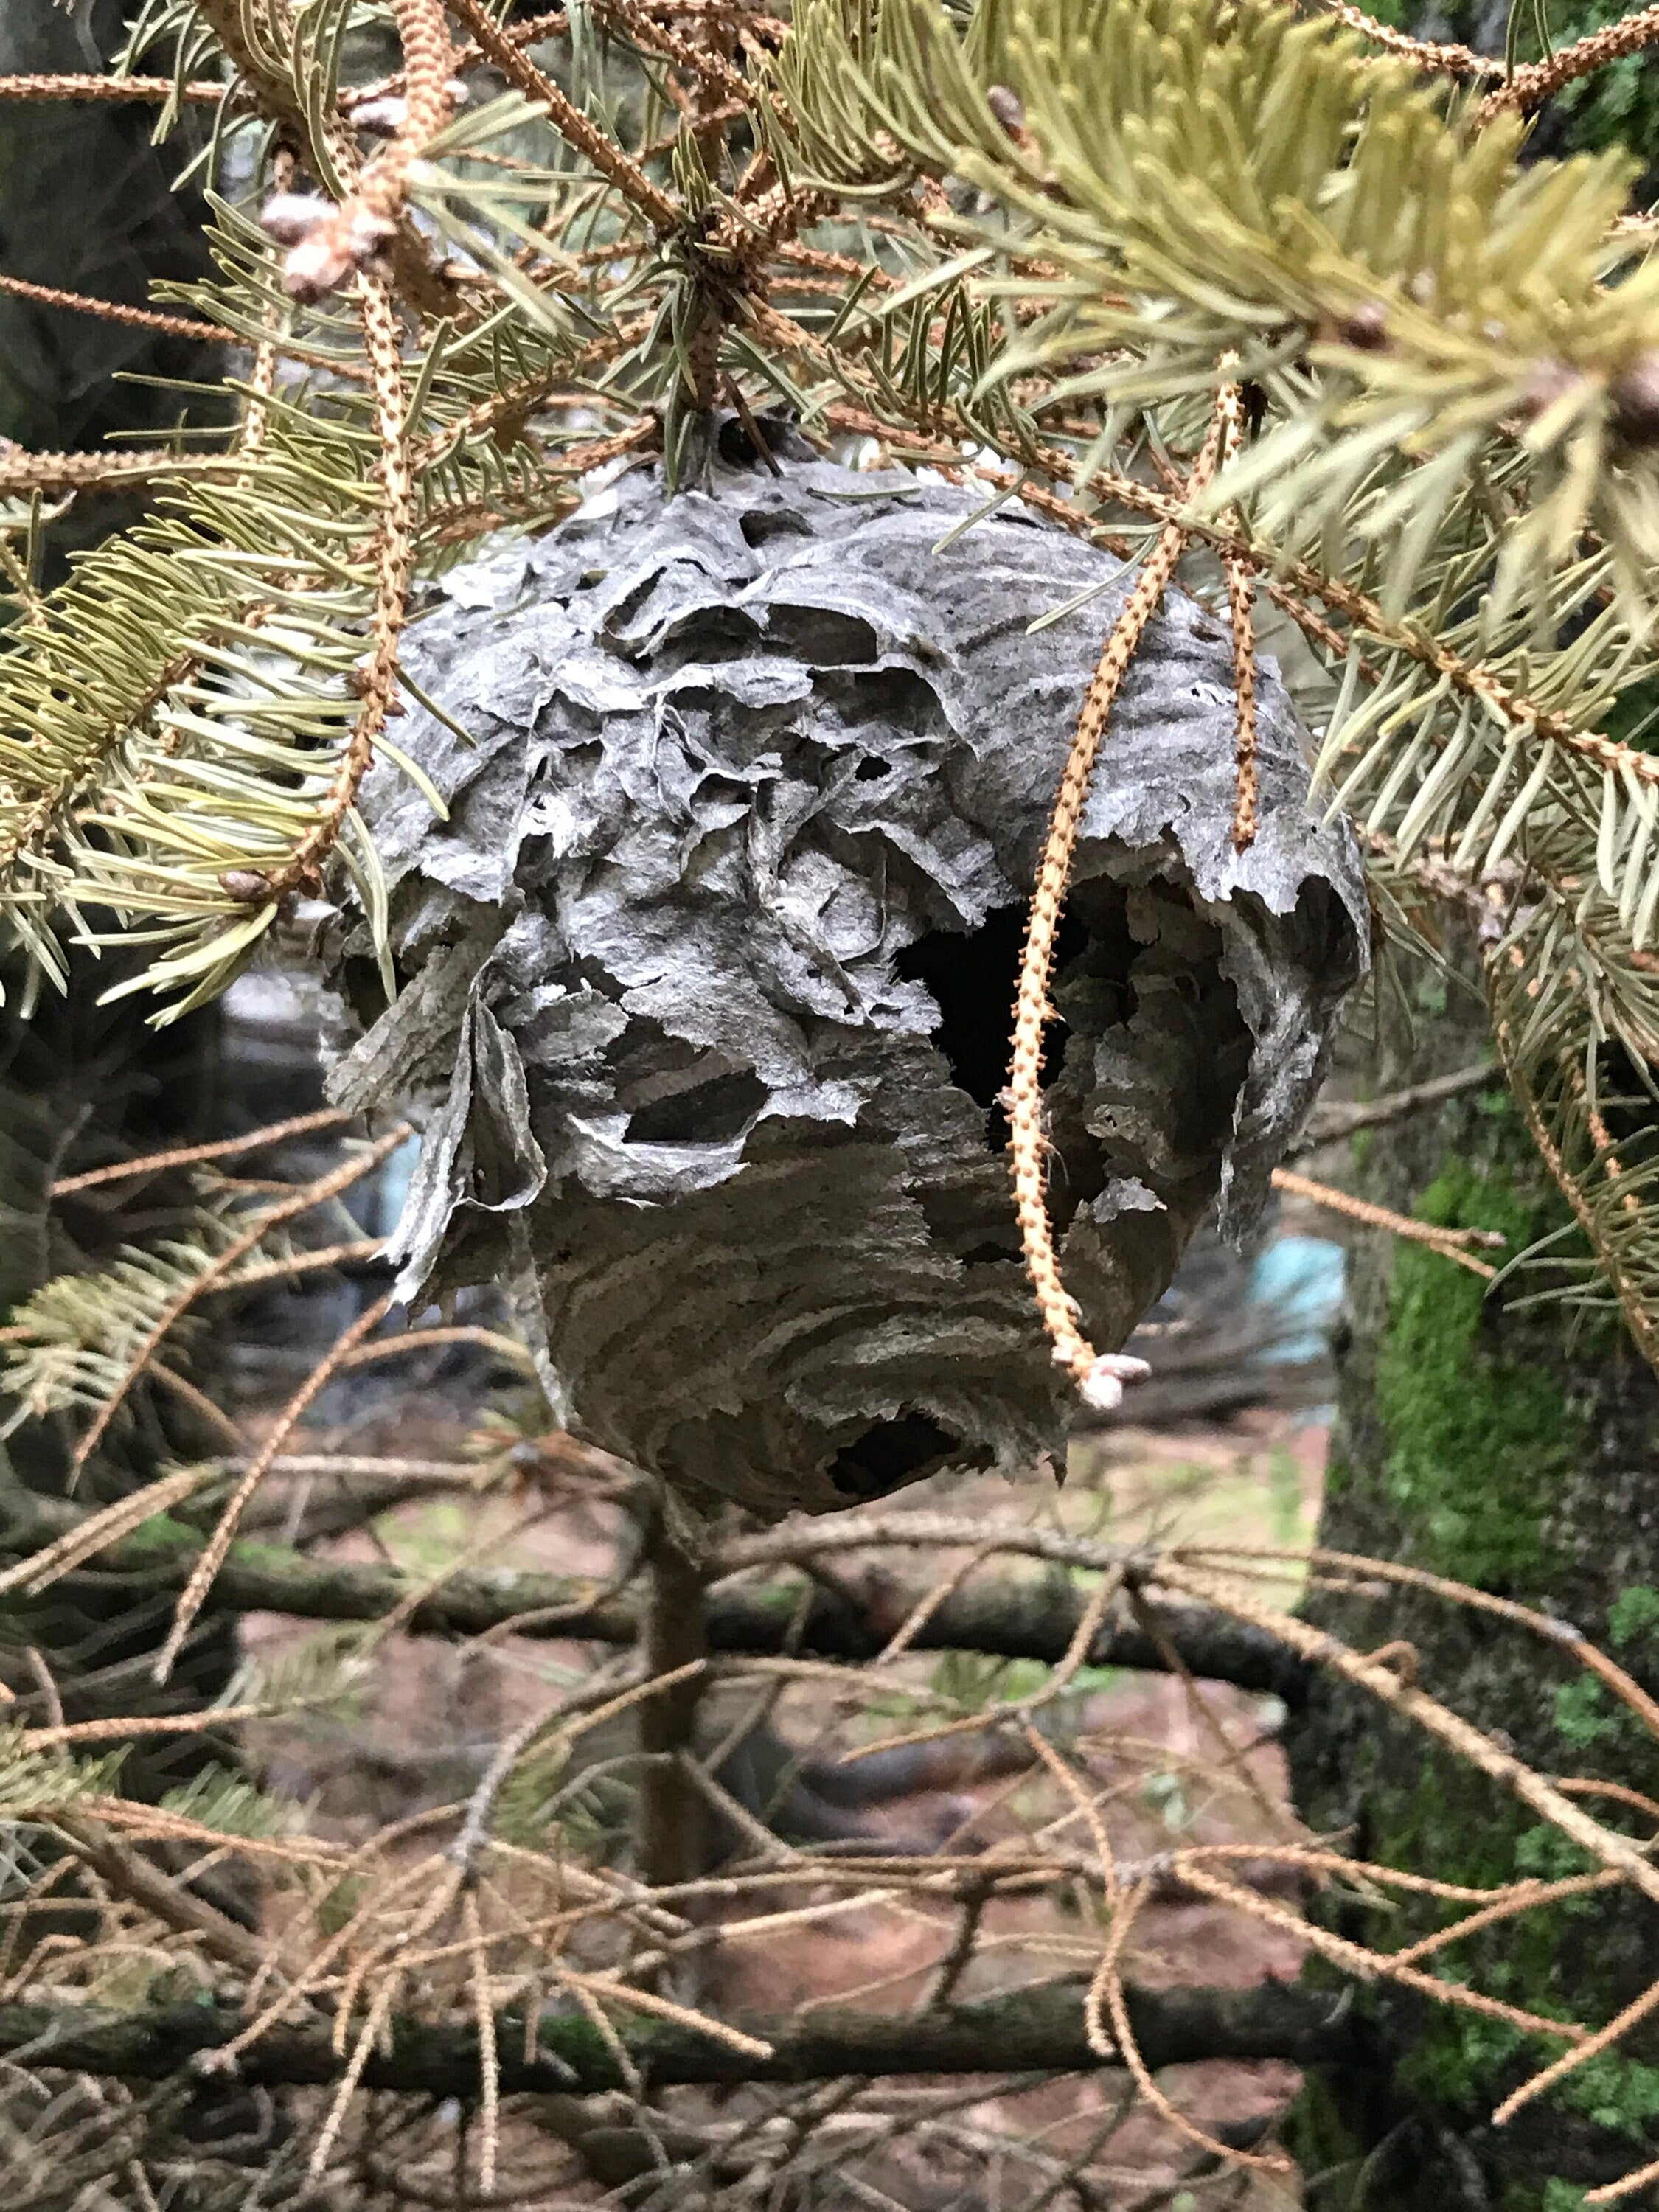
[321,437,1366,1519]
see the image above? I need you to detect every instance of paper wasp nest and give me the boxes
[322,438,1366,1519]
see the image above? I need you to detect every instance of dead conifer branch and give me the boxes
[0,72,229,103]
[1217,369,1259,852]
[0,1466,219,1600]
[1009,388,1229,1397]
[1155,1559,1659,1913]
[1315,0,1502,74]
[1587,2153,1659,2205]
[49,1110,359,1194]
[1477,5,1659,120]
[0,273,225,344]
[152,1287,398,1683]
[66,1125,411,1478]
[1269,1166,1503,1276]
[442,0,679,229]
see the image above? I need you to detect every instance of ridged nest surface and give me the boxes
[322,441,1366,1519]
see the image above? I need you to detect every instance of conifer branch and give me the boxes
[442,0,681,230]
[0,1979,1364,2095]
[1477,6,1659,121]
[1312,1,1501,75]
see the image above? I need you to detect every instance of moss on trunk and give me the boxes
[1284,962,1659,2208]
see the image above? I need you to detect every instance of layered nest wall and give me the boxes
[321,442,1366,1517]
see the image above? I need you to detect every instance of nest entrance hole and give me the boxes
[828,1411,960,1498]
[895,892,1133,1150]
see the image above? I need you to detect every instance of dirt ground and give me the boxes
[240,1406,1329,2208]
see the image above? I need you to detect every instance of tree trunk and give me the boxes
[636,1515,712,1890]
[1283,943,1659,2208]
[1267,10,1659,2204]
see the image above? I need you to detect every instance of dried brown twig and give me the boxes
[1477,4,1659,121]
[15,1178,1659,2205]
[1269,1164,1506,1278]
[1315,0,1503,75]
[1009,387,1230,1401]
[66,1123,411,1477]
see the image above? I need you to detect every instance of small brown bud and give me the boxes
[1363,1639,1419,1687]
[259,192,335,246]
[219,867,274,903]
[1332,299,1389,352]
[350,95,409,137]
[345,206,397,257]
[280,200,397,302]
[1610,351,1659,445]
[985,83,1026,136]
[282,232,355,304]
[1515,356,1585,424]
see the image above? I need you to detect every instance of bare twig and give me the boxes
[1478,5,1659,120]
[1269,1166,1504,1277]
[0,1978,1365,2092]
[152,1288,398,1682]
[1286,1064,1502,1157]
[50,1110,359,1195]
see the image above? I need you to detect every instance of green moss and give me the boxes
[1610,1585,1659,1648]
[225,1537,304,1572]
[1374,1761,1530,1892]
[1399,2008,1526,2110]
[1554,2050,1659,2140]
[1514,1824,1598,1890]
[122,1512,198,1553]
[1281,2066,1370,2182]
[317,1874,365,1937]
[754,1576,810,1616]
[1374,1159,1581,1589]
[1554,1677,1636,1754]
[96,1512,313,1582]
[1368,1773,1585,2055]
[1360,1764,1659,2180]
[1391,1943,1659,2138]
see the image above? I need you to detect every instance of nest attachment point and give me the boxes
[320,439,1367,1520]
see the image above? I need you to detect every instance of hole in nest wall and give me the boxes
[625,1070,768,1146]
[763,607,882,665]
[896,901,1093,1150]
[829,1412,960,1498]
[739,506,813,547]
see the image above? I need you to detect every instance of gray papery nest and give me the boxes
[321,438,1366,1520]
